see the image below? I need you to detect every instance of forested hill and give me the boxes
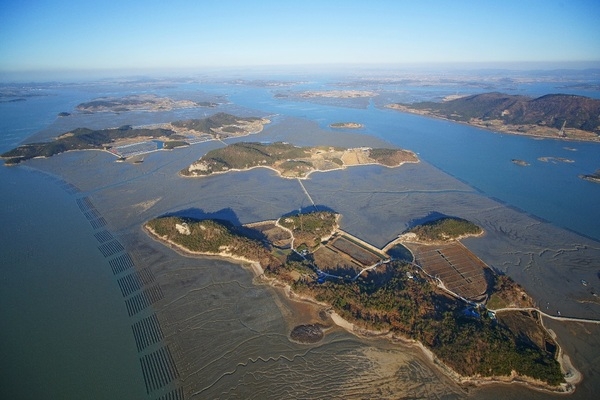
[398,92,600,135]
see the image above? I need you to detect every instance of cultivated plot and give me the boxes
[408,242,489,301]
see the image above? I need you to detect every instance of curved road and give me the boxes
[491,307,600,325]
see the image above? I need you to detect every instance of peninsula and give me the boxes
[387,92,600,142]
[1,113,270,165]
[144,211,570,392]
[181,142,418,178]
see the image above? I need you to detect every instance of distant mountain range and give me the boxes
[389,92,600,140]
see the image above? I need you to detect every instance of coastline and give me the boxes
[144,225,265,273]
[181,157,420,180]
[284,280,578,395]
[6,76,600,399]
[382,230,486,253]
[1,116,271,166]
[385,104,600,143]
[143,223,575,395]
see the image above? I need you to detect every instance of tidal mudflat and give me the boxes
[27,116,600,398]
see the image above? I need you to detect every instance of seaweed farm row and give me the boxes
[55,183,183,399]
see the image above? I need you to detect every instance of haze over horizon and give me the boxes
[1,0,599,81]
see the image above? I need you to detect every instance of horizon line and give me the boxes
[2,61,600,83]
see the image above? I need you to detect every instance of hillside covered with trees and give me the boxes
[1,113,268,165]
[407,217,483,242]
[389,92,600,140]
[1,126,177,165]
[182,141,418,177]
[144,212,564,387]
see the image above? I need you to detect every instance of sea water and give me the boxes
[0,90,147,399]
[225,86,600,241]
[1,78,599,399]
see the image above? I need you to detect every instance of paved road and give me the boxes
[491,307,600,324]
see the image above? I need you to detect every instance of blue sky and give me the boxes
[1,0,599,74]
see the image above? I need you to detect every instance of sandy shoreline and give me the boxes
[381,230,485,253]
[144,225,266,275]
[8,78,600,398]
[319,299,577,395]
[329,305,577,395]
[143,224,576,395]
[181,158,420,180]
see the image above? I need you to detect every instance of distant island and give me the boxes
[512,159,530,167]
[144,211,571,392]
[1,113,269,165]
[76,94,217,113]
[329,122,363,129]
[298,90,377,99]
[538,156,574,164]
[580,169,600,184]
[181,142,418,178]
[387,92,600,142]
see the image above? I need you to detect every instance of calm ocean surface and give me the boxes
[0,79,598,398]
[0,89,148,398]
[226,86,600,241]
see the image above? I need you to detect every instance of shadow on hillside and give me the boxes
[160,207,242,226]
[158,207,271,243]
[406,211,452,229]
[281,204,338,218]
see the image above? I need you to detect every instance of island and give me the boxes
[1,113,270,165]
[144,211,572,392]
[76,94,217,113]
[298,90,377,99]
[387,92,600,142]
[181,142,418,178]
[512,159,530,167]
[537,157,574,164]
[329,122,364,129]
[579,169,600,184]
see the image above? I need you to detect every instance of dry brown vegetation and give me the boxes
[388,92,600,141]
[144,211,565,387]
[183,142,418,178]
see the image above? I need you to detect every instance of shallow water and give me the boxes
[0,167,146,399]
[20,115,599,399]
[225,88,600,242]
[2,80,600,399]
